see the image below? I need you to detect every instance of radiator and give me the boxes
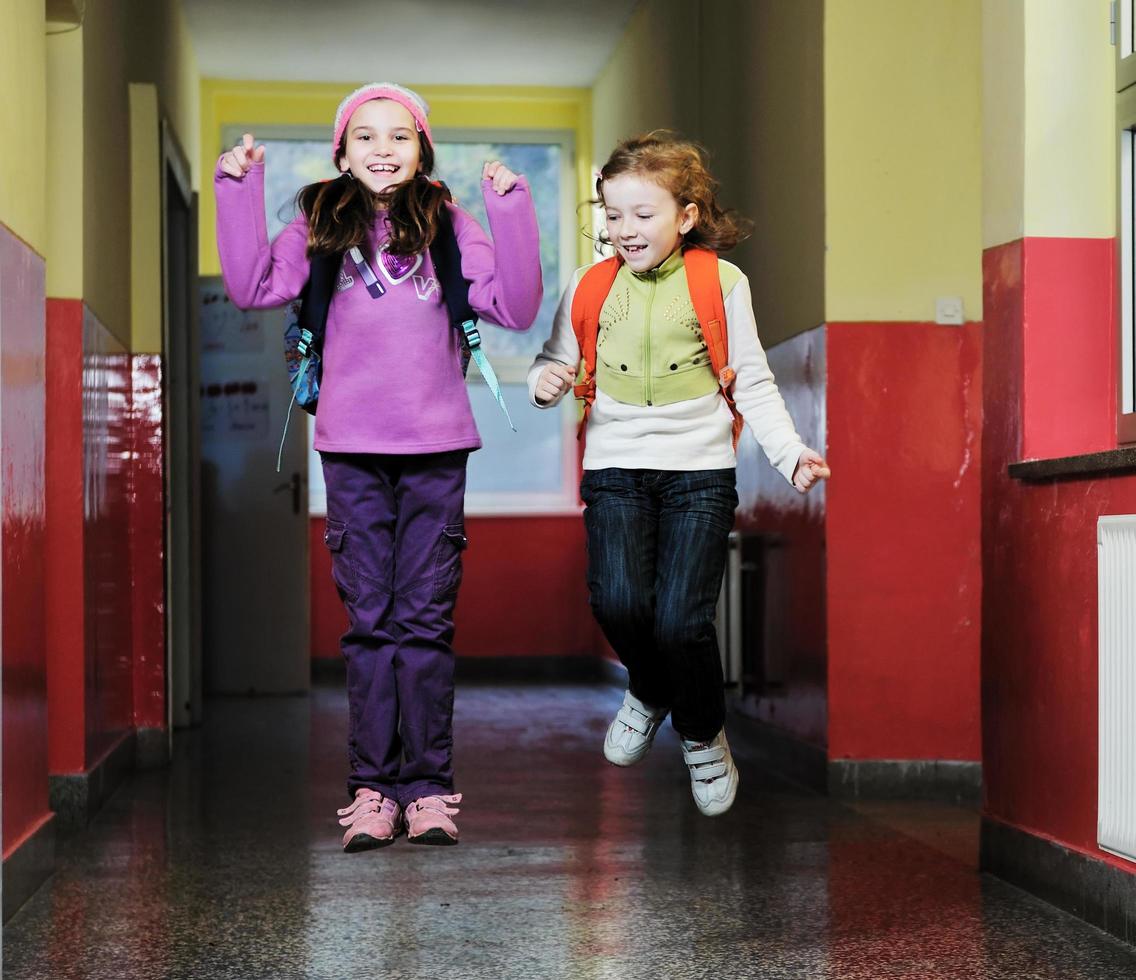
[716,535,743,687]
[1098,515,1136,863]
[716,531,784,693]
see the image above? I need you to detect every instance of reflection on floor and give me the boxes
[5,681,1136,979]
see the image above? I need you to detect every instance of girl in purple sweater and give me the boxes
[215,83,543,850]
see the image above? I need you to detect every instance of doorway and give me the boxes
[162,120,203,729]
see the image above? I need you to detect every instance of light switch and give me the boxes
[935,296,964,325]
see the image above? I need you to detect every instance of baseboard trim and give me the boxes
[724,700,981,801]
[455,654,618,683]
[828,759,982,804]
[982,817,1136,945]
[3,812,56,923]
[598,657,627,687]
[49,730,136,834]
[135,726,170,770]
[724,707,829,794]
[314,654,623,685]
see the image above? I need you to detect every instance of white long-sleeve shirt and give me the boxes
[527,262,807,481]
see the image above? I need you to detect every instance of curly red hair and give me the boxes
[595,131,752,253]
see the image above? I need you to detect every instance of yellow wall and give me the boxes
[131,0,201,191]
[591,0,825,345]
[699,0,825,347]
[1022,1,1115,240]
[198,80,592,276]
[0,0,47,253]
[591,0,699,164]
[982,0,1025,249]
[46,26,83,299]
[130,85,163,358]
[825,0,983,323]
[983,0,1114,248]
[81,0,131,344]
[77,0,200,349]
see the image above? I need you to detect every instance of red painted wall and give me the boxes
[1,224,51,857]
[310,518,344,659]
[982,236,1133,867]
[46,303,149,773]
[311,515,595,659]
[45,300,87,773]
[131,356,167,730]
[735,326,829,747]
[456,516,593,656]
[735,320,983,764]
[1019,238,1116,460]
[82,310,135,758]
[826,321,983,762]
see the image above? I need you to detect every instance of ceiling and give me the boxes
[181,0,641,87]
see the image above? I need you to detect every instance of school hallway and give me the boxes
[7,0,1136,974]
[1,678,1132,980]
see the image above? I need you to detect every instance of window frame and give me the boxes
[1119,39,1136,443]
[1119,0,1136,91]
[432,126,580,515]
[220,124,582,516]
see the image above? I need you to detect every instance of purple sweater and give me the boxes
[214,161,543,454]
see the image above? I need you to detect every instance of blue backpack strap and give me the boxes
[430,195,515,431]
[460,320,514,430]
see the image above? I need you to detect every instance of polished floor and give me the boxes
[5,681,1136,980]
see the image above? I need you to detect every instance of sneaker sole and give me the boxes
[603,722,662,767]
[603,743,651,767]
[406,828,459,846]
[343,831,398,853]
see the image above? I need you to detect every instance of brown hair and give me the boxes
[595,130,752,253]
[297,131,451,257]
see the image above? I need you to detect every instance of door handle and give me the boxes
[273,472,302,515]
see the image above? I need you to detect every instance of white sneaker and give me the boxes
[681,730,739,816]
[603,690,668,766]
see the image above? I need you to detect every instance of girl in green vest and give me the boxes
[527,132,829,816]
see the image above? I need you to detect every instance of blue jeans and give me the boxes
[580,467,738,742]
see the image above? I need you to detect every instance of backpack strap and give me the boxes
[277,250,341,471]
[298,250,340,359]
[683,248,744,448]
[569,256,622,438]
[431,197,515,431]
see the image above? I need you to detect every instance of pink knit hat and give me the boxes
[332,83,432,162]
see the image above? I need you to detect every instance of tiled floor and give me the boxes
[5,681,1136,979]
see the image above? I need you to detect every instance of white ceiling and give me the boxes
[182,0,641,87]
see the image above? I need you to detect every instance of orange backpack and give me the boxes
[569,247,743,445]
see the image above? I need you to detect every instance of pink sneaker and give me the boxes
[338,788,401,852]
[404,793,462,845]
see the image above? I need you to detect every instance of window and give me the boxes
[1120,0,1136,89]
[1119,5,1136,441]
[1121,112,1135,427]
[221,125,581,514]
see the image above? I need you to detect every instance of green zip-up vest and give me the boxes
[595,249,744,407]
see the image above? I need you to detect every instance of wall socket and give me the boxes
[935,296,965,325]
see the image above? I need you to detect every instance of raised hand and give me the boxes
[483,160,519,196]
[219,133,266,179]
[793,448,831,494]
[535,363,577,405]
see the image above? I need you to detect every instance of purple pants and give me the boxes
[320,451,468,807]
